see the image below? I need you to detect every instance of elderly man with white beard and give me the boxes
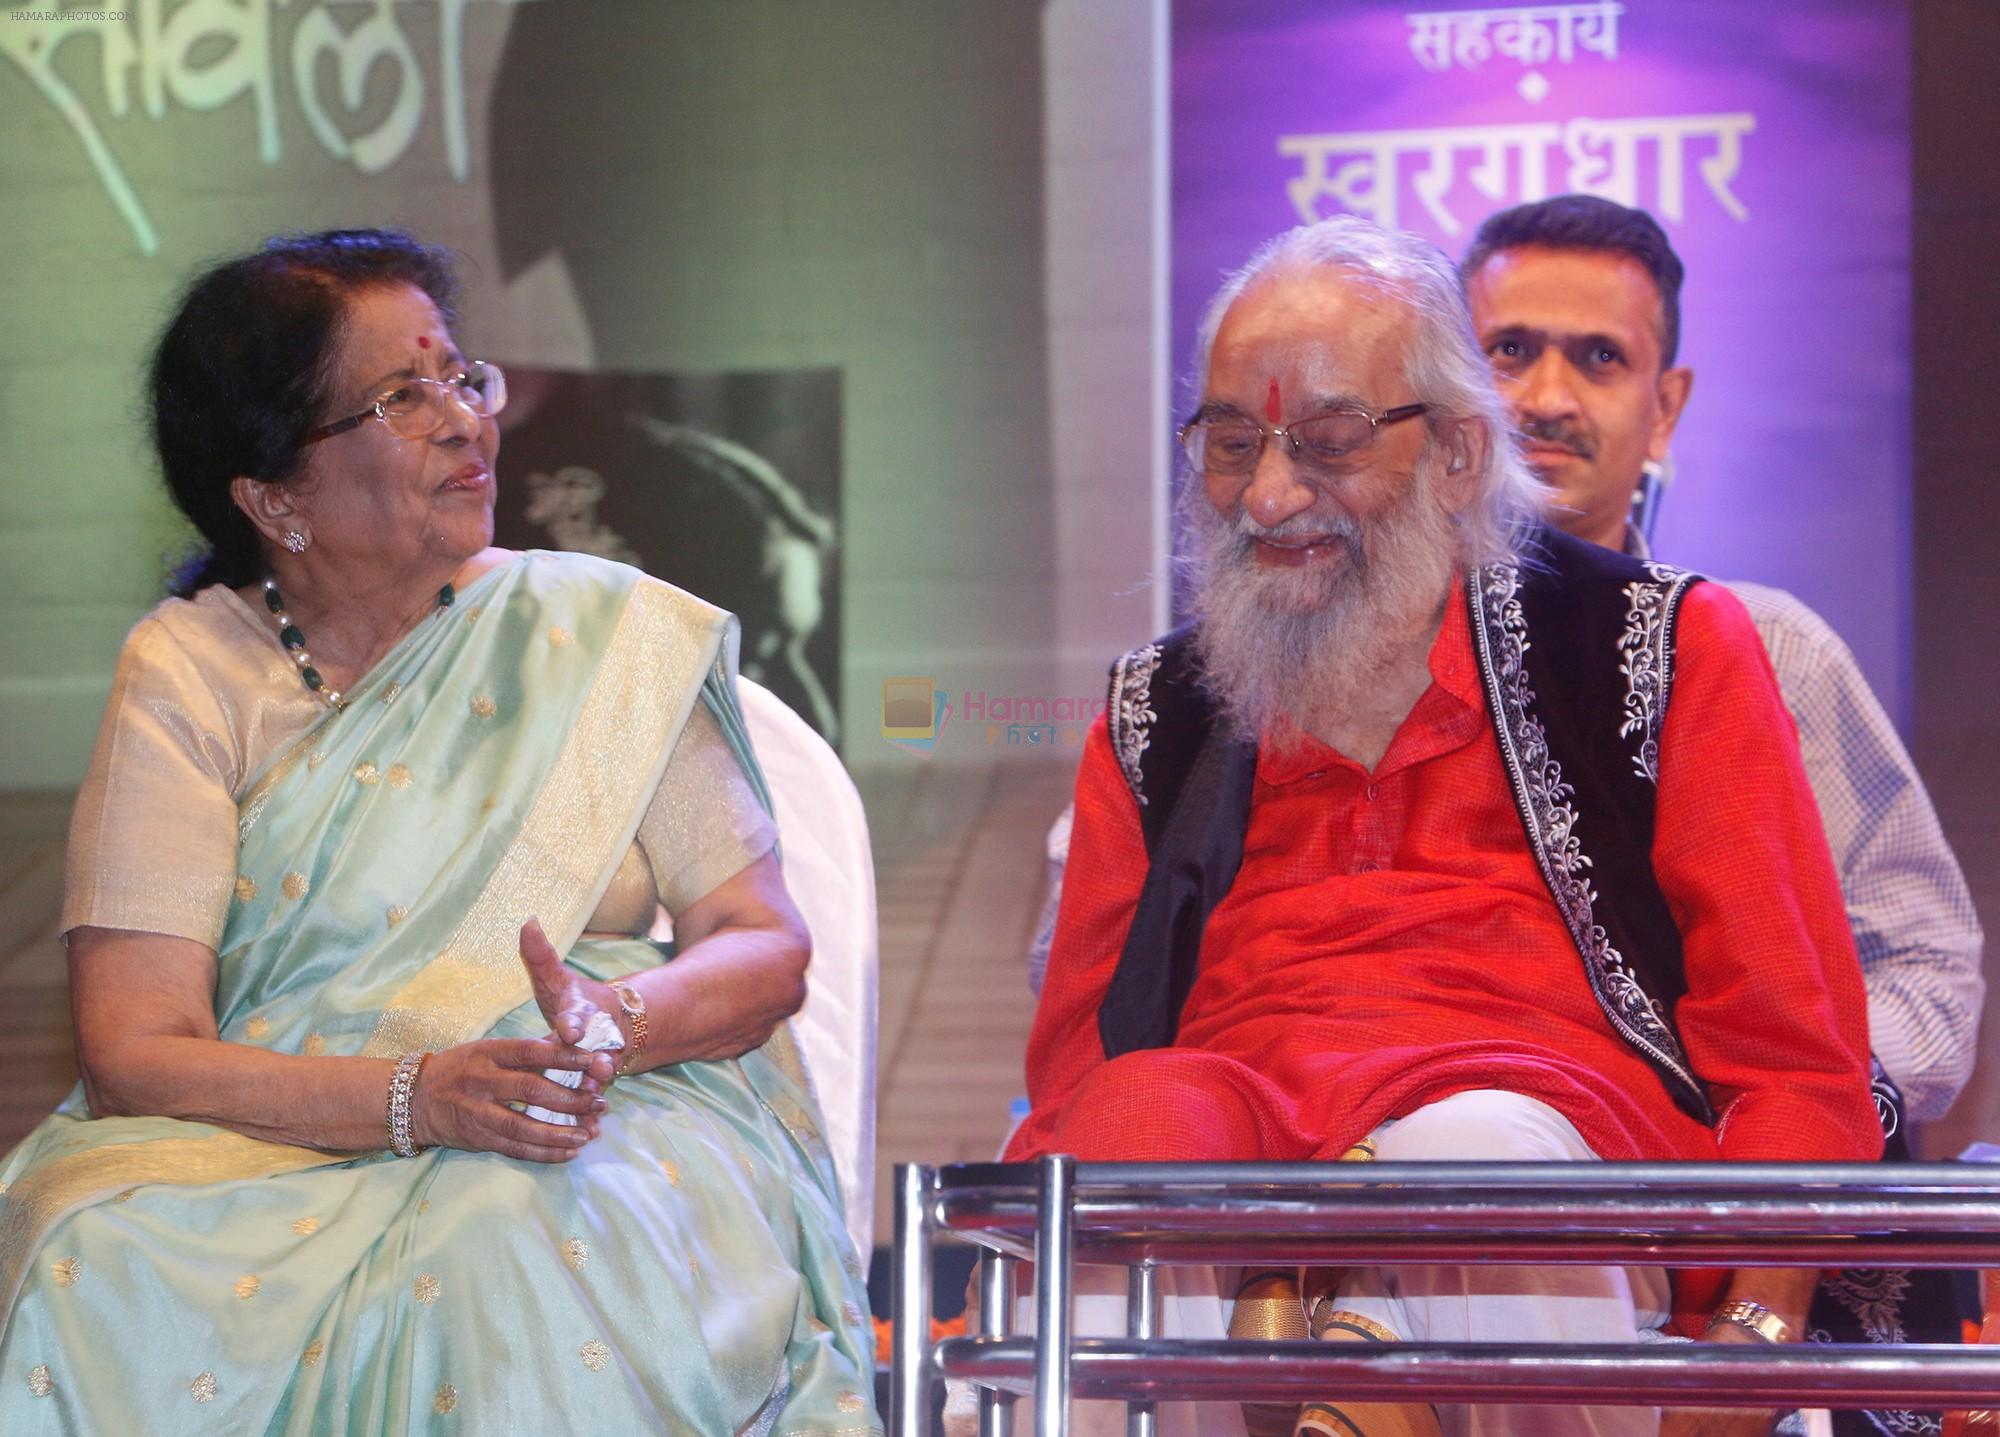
[1005,218,1881,1437]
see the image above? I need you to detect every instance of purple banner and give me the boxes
[1172,0,1912,718]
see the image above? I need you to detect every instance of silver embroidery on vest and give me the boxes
[1814,1268,1914,1348]
[1616,561,1700,784]
[1470,564,1708,1120]
[1806,1268,1934,1437]
[1108,642,1162,807]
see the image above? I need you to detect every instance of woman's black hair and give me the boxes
[152,229,461,596]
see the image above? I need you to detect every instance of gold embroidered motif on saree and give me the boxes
[837,1391,865,1414]
[434,1383,457,1414]
[50,1257,80,1288]
[307,750,326,770]
[292,1216,319,1236]
[244,1017,271,1041]
[354,762,380,787]
[301,1339,325,1367]
[234,1273,260,1299]
[282,872,310,900]
[26,1365,52,1398]
[302,1034,327,1057]
[469,694,497,718]
[579,1340,610,1372]
[775,1095,822,1147]
[549,626,573,647]
[387,764,414,790]
[387,906,409,928]
[191,1372,217,1403]
[234,876,257,903]
[661,1160,681,1187]
[414,1273,441,1304]
[381,682,404,704]
[561,1237,589,1273]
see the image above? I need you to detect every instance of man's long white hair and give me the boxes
[1188,215,1543,568]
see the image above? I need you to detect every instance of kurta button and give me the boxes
[1364,783,1380,801]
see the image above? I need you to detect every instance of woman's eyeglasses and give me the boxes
[302,361,508,446]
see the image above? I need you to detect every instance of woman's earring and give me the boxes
[282,530,310,554]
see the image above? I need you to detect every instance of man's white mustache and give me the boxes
[1229,508,1366,548]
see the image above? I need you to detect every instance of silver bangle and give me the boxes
[387,1051,429,1158]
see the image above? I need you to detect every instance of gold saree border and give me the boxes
[0,1130,345,1314]
[362,578,720,1056]
[236,732,318,842]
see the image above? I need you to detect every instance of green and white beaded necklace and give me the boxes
[263,577,454,712]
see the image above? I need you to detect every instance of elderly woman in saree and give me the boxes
[0,230,878,1435]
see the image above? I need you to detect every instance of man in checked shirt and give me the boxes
[1459,193,1986,1435]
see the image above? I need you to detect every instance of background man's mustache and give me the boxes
[1517,418,1596,458]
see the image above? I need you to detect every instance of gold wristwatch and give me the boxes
[1708,1298,1792,1344]
[608,979,649,1076]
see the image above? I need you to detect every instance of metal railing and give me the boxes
[890,1157,2000,1437]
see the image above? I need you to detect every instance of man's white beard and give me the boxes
[1182,458,1462,748]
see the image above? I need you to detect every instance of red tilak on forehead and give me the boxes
[416,335,431,349]
[1265,377,1282,424]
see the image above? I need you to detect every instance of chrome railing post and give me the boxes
[980,1251,1017,1437]
[1126,1261,1159,1437]
[892,1163,938,1437]
[1035,1154,1079,1437]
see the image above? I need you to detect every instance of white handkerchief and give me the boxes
[526,1010,625,1126]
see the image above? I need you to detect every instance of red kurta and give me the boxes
[1008,581,1881,1169]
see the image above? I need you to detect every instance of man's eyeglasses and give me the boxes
[1178,402,1428,477]
[303,360,509,446]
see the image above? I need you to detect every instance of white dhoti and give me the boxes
[1328,1090,1672,1437]
[963,1089,1672,1437]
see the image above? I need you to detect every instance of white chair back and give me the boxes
[735,678,879,1253]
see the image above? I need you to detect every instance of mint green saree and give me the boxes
[0,553,878,1435]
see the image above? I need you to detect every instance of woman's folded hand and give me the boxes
[409,1038,607,1163]
[520,917,625,1056]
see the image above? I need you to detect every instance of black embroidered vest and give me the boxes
[1097,527,1715,1125]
